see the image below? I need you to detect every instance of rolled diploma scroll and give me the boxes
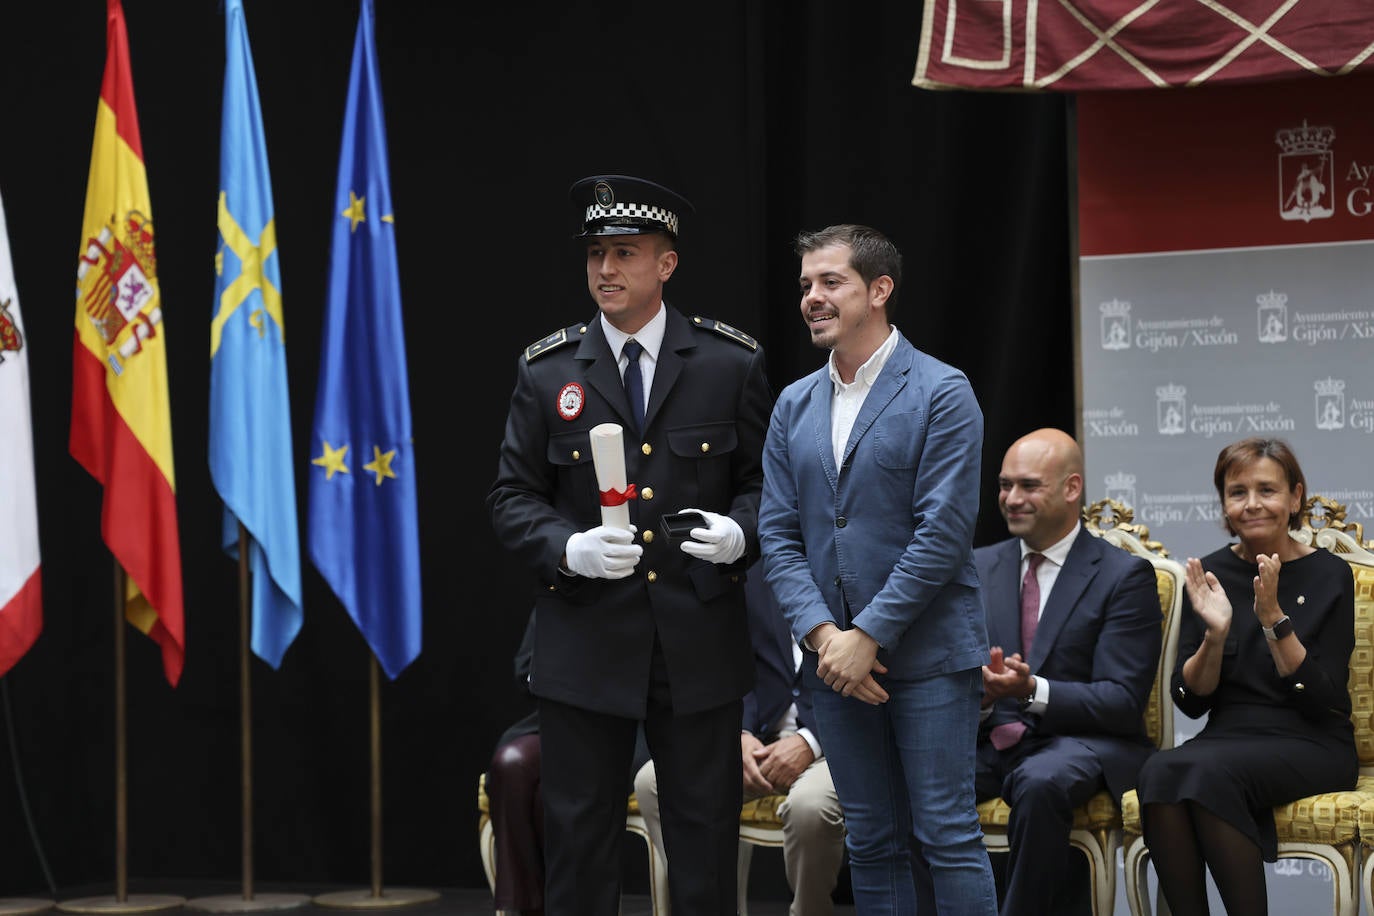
[589,422,632,530]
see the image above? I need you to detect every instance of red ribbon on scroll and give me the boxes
[599,483,638,507]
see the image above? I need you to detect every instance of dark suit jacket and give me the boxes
[975,527,1162,798]
[742,570,816,744]
[488,305,772,718]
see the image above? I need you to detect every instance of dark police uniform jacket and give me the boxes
[487,304,772,719]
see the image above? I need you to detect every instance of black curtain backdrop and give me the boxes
[0,0,1073,895]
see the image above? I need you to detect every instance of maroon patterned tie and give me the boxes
[990,552,1045,751]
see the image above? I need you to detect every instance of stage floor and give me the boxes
[8,884,856,915]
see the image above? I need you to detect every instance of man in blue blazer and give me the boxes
[759,224,997,915]
[975,428,1161,915]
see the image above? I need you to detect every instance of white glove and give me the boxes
[564,525,642,579]
[677,509,746,565]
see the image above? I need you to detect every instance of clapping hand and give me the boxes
[1253,552,1283,624]
[1185,556,1232,637]
[981,646,1032,705]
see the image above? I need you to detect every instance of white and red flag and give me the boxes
[0,187,42,676]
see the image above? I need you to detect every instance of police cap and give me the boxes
[569,174,694,239]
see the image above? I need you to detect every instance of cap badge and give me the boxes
[557,382,585,421]
[594,181,615,208]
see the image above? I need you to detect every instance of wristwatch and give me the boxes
[1018,679,1037,710]
[1262,615,1294,642]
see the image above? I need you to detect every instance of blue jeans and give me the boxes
[812,667,996,916]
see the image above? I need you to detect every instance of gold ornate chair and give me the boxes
[735,793,789,916]
[1121,495,1374,916]
[637,792,793,915]
[477,773,668,916]
[976,498,1184,916]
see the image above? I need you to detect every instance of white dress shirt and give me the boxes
[828,327,899,468]
[599,305,666,415]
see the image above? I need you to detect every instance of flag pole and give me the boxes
[0,185,49,916]
[369,656,382,899]
[242,533,253,893]
[309,655,436,910]
[115,561,126,904]
[310,1,426,905]
[185,527,308,914]
[56,563,182,915]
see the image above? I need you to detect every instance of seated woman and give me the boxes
[1136,436,1358,915]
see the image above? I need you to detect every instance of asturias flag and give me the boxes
[71,0,185,687]
[210,0,303,669]
[0,189,42,677]
[308,0,421,680]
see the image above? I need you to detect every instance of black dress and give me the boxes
[1136,544,1358,860]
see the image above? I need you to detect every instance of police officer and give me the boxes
[487,174,772,916]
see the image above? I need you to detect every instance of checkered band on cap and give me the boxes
[584,202,680,236]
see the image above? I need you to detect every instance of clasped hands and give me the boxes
[741,731,815,796]
[563,509,745,579]
[812,623,889,705]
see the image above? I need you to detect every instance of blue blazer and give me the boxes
[975,527,1162,798]
[759,332,989,684]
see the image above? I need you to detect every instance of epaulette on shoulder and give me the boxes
[691,316,758,351]
[524,322,590,362]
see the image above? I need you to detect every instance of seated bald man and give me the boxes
[974,428,1162,915]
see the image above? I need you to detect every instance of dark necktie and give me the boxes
[990,552,1045,751]
[622,338,645,435]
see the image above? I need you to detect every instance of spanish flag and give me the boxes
[71,0,185,687]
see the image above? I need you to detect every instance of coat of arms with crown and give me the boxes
[0,296,22,363]
[75,209,164,375]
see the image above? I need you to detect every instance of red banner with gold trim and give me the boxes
[914,1,1374,91]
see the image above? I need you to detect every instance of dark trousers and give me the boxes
[488,733,544,912]
[974,735,1100,916]
[539,646,742,916]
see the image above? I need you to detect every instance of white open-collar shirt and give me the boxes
[828,326,899,468]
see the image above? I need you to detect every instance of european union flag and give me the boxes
[209,0,302,669]
[308,0,421,680]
